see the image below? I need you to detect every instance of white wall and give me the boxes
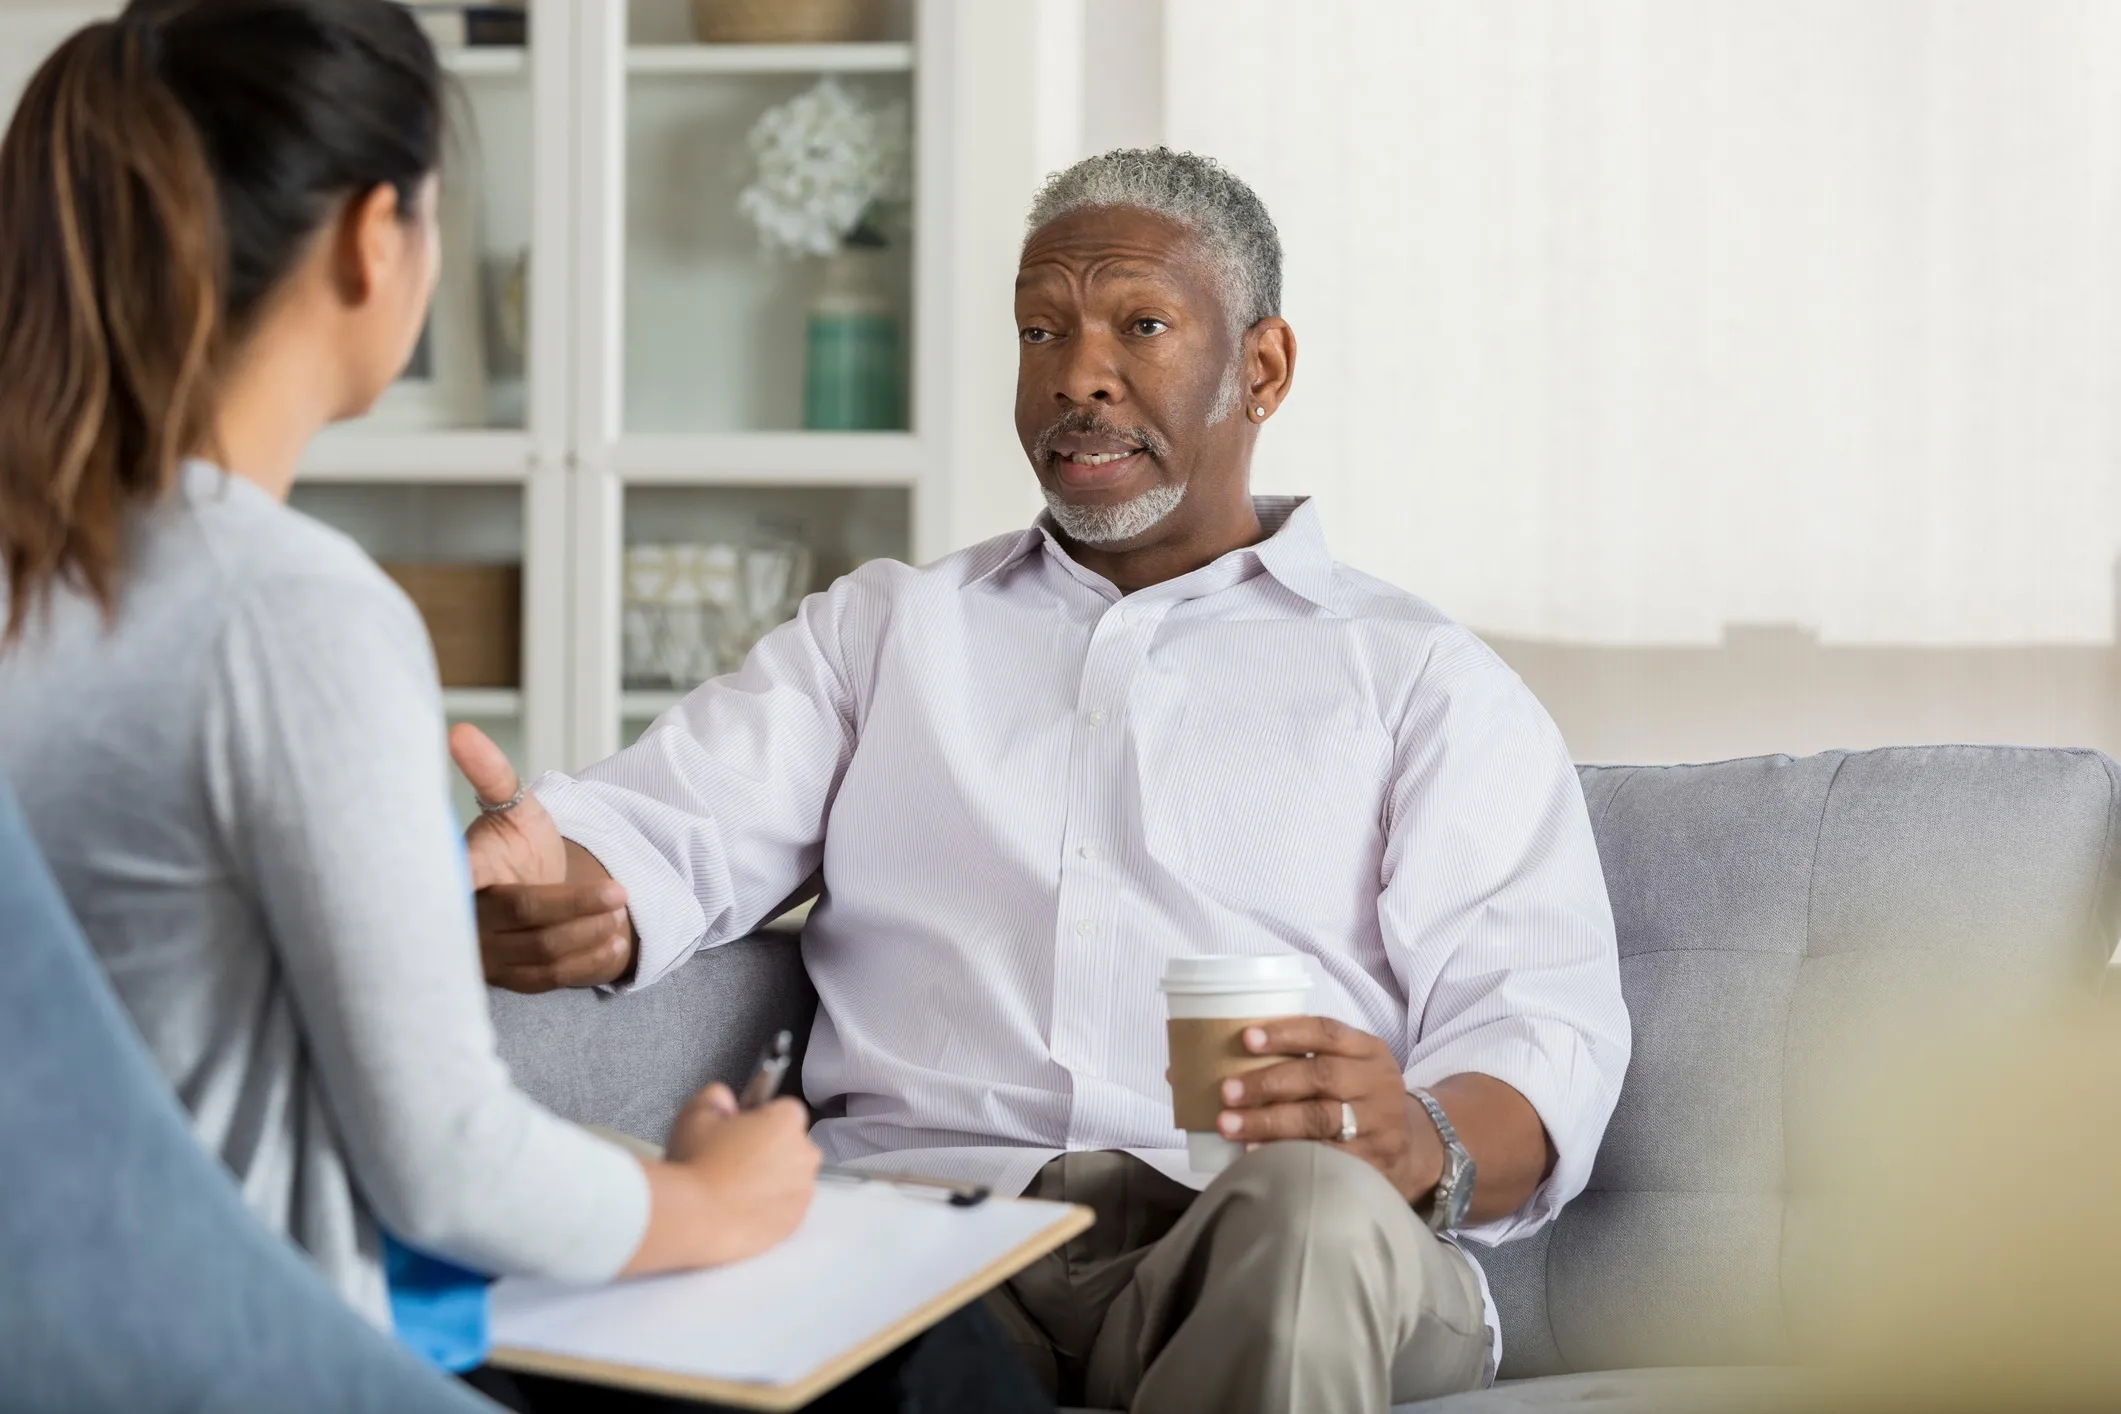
[989,1,2121,763]
[938,0,1049,549]
[0,2,116,107]
[1163,0,2121,651]
[941,0,1171,551]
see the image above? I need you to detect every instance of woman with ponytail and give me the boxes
[0,0,837,1394]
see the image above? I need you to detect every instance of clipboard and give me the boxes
[487,1178,1092,1411]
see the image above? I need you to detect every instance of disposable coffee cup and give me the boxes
[1160,955,1313,1173]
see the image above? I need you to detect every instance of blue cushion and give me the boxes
[0,785,491,1414]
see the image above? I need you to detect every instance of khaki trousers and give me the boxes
[982,1143,1490,1414]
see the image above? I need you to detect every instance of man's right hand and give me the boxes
[451,723,637,992]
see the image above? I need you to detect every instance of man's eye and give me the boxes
[1133,319,1169,336]
[1020,327,1053,344]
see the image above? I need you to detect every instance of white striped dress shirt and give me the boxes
[537,497,1630,1354]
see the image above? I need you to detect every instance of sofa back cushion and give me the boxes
[491,931,817,1144]
[1478,746,2121,1378]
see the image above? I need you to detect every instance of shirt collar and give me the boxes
[970,495,1338,612]
[971,496,1331,610]
[1246,496,1339,612]
[967,524,1048,586]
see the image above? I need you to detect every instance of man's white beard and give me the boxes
[1043,479,1187,545]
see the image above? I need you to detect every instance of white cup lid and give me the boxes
[1159,954,1313,995]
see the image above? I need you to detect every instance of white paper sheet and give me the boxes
[490,1182,1076,1387]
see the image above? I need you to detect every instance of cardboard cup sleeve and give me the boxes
[1166,1017,1292,1130]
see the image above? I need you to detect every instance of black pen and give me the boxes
[739,1029,794,1110]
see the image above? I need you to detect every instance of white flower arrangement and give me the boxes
[737,77,910,258]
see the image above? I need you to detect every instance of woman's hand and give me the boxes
[623,1082,822,1275]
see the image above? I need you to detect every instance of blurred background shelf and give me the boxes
[618,66,915,437]
[620,690,687,719]
[444,688,525,718]
[300,430,532,483]
[289,483,526,560]
[612,433,923,483]
[620,485,909,580]
[626,42,914,76]
[444,47,528,79]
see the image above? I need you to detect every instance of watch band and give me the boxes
[1410,1087,1475,1233]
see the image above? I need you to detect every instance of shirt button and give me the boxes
[1078,843,1102,861]
[1085,708,1107,726]
[1074,918,1094,937]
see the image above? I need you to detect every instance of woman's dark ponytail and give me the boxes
[0,0,442,646]
[0,16,223,644]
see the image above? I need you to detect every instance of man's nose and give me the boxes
[1053,326,1123,406]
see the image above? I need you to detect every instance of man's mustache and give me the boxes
[1031,410,1173,464]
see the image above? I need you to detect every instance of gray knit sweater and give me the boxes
[0,461,646,1327]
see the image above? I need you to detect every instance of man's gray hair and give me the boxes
[1024,147,1283,340]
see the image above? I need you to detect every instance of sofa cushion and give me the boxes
[1479,747,2121,1378]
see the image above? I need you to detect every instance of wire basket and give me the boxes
[690,0,876,44]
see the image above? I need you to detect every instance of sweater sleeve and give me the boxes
[200,562,649,1281]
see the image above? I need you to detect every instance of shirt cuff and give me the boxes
[533,771,710,992]
[1404,1020,1610,1246]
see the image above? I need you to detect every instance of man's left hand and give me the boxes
[1215,1016,1443,1204]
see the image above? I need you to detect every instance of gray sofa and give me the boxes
[491,745,2121,1412]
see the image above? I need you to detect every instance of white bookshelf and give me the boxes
[444,688,527,718]
[299,429,531,483]
[611,432,924,483]
[268,0,950,778]
[0,1,953,802]
[563,0,949,766]
[626,42,916,76]
[444,47,528,79]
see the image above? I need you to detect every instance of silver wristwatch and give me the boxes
[1410,1087,1476,1233]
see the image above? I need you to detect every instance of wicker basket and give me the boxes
[691,0,876,44]
[379,563,522,688]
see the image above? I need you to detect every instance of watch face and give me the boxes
[1444,1155,1478,1228]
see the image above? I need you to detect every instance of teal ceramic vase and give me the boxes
[803,247,903,430]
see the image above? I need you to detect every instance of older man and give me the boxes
[457,149,1629,1413]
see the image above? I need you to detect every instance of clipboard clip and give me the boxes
[819,1165,992,1208]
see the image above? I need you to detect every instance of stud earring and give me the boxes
[1253,406,1267,420]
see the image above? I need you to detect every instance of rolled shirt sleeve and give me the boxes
[1382,631,1630,1245]
[537,577,865,991]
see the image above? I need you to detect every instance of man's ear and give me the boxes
[1245,317,1297,421]
[330,183,405,308]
